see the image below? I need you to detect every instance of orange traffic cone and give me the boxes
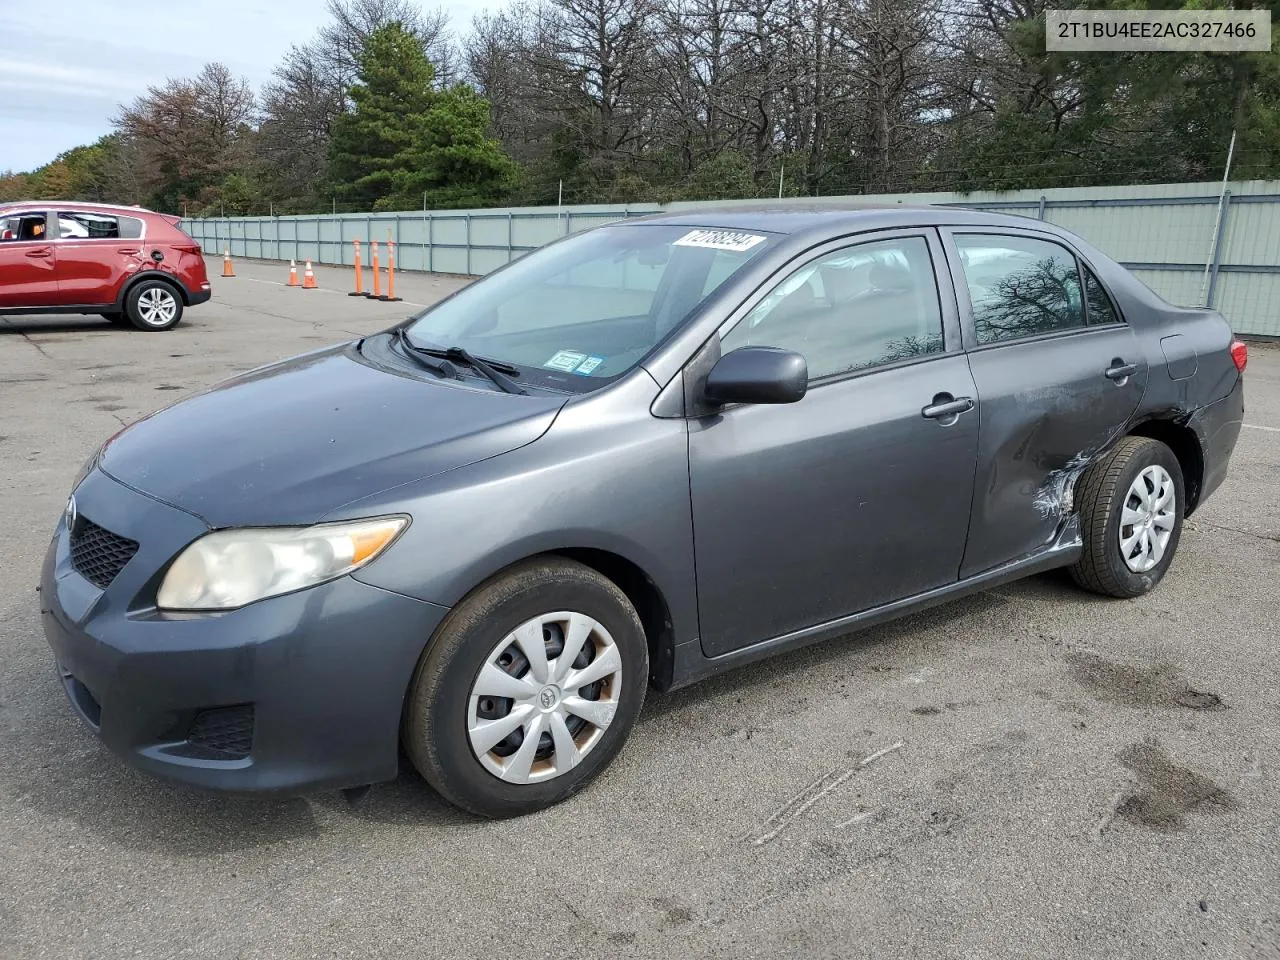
[221,249,235,277]
[348,240,365,297]
[301,260,317,289]
[379,238,402,302]
[287,260,299,287]
[367,242,382,299]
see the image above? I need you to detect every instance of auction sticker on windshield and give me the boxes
[544,350,588,372]
[673,229,766,252]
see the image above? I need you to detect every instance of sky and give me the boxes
[0,0,493,174]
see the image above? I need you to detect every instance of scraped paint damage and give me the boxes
[1033,451,1094,520]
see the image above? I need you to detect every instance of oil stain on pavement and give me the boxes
[1116,739,1236,833]
[1065,651,1225,710]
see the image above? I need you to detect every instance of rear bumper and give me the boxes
[39,469,449,795]
[188,288,211,306]
[1191,374,1244,509]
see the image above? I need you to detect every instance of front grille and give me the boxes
[187,705,255,759]
[69,517,139,589]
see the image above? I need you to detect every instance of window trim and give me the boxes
[712,227,961,389]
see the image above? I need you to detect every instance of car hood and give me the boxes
[100,343,567,527]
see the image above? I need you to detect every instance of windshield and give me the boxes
[403,223,774,389]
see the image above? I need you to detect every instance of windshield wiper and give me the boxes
[394,327,459,380]
[396,330,528,395]
[441,346,527,395]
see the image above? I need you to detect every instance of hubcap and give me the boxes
[1119,464,1176,573]
[137,287,177,325]
[466,611,622,784]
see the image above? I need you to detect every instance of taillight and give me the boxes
[1230,338,1248,373]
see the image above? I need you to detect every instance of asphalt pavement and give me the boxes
[1,257,1278,959]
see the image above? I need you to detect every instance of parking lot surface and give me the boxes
[2,257,1278,959]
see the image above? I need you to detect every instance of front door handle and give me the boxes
[922,394,975,421]
[25,247,51,258]
[1105,360,1138,381]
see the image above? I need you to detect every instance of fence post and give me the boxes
[466,214,472,275]
[1205,190,1232,309]
[427,214,434,273]
[507,212,514,264]
[1037,196,1047,220]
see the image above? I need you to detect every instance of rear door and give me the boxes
[942,229,1148,576]
[54,210,146,306]
[688,229,980,656]
[0,212,58,307]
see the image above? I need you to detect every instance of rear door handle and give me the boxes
[922,395,975,420]
[25,247,51,258]
[1105,361,1138,381]
[117,247,141,256]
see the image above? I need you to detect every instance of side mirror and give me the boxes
[704,346,808,405]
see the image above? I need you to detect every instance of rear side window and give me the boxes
[1082,263,1121,325]
[955,234,1085,344]
[57,211,144,240]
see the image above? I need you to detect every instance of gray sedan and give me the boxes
[39,206,1247,817]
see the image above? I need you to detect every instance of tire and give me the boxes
[1069,436,1185,598]
[124,280,183,331]
[100,311,129,326]
[404,558,648,818]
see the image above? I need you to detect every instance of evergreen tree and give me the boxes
[328,22,517,210]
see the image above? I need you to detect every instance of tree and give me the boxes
[114,62,256,210]
[329,23,517,210]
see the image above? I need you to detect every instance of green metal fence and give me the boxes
[185,180,1280,337]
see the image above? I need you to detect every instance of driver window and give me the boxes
[1,213,47,242]
[719,236,945,380]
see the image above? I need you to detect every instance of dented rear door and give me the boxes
[942,229,1148,577]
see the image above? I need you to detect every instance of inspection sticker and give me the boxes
[673,229,766,252]
[575,356,604,375]
[544,350,587,372]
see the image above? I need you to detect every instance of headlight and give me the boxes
[156,516,408,611]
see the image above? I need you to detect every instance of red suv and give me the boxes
[0,202,211,331]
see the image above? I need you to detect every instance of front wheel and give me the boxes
[125,280,184,331]
[1069,435,1185,598]
[404,558,648,818]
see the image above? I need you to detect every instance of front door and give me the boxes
[943,229,1150,577]
[0,212,58,307]
[688,230,980,658]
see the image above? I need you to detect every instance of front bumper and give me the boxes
[39,468,448,795]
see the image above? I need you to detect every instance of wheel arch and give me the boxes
[117,270,191,308]
[411,545,679,694]
[1127,418,1205,514]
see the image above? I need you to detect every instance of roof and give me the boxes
[625,202,1045,237]
[0,200,158,216]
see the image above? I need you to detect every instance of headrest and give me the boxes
[869,262,913,292]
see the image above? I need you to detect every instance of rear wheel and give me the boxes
[404,558,648,818]
[1069,436,1185,598]
[125,280,183,331]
